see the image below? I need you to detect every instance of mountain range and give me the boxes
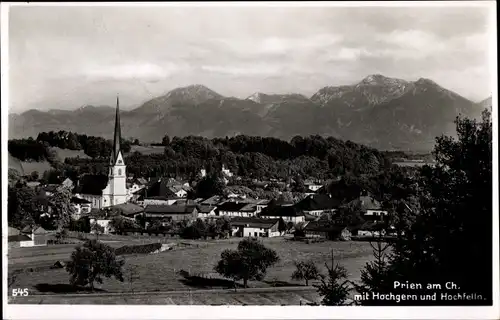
[8,75,491,152]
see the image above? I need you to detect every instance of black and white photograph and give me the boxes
[2,2,498,319]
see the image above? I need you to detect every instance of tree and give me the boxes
[214,238,279,289]
[8,186,38,229]
[353,234,393,305]
[314,254,351,306]
[91,221,105,240]
[48,187,75,230]
[194,175,225,199]
[55,228,69,243]
[292,260,320,286]
[65,239,125,290]
[364,110,493,305]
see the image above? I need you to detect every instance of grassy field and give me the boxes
[9,237,373,297]
[50,147,90,162]
[20,160,53,176]
[130,145,164,155]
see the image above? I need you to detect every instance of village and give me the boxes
[7,166,391,248]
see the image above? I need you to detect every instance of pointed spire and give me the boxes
[111,95,122,165]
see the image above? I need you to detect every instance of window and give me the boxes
[118,169,122,175]
[118,160,122,164]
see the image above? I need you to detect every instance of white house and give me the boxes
[355,195,388,220]
[217,202,259,217]
[196,205,217,218]
[294,194,340,217]
[259,205,305,224]
[230,217,283,238]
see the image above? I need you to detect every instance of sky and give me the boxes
[8,3,495,113]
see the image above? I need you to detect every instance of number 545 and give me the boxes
[12,288,29,297]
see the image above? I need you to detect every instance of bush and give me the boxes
[114,243,162,256]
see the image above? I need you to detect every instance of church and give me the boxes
[73,97,129,209]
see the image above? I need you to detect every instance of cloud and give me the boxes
[82,63,183,81]
[201,64,284,77]
[7,5,494,112]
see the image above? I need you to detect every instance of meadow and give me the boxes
[9,237,374,297]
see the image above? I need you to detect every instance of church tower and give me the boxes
[103,96,128,207]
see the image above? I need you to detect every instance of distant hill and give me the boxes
[8,76,488,152]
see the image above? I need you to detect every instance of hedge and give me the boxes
[114,242,162,256]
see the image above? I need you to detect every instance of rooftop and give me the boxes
[295,194,341,211]
[144,205,197,214]
[230,217,281,229]
[260,205,304,217]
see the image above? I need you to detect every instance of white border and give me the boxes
[2,1,498,320]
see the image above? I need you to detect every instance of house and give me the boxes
[304,180,324,192]
[217,201,259,217]
[259,205,305,224]
[303,221,352,240]
[20,225,54,246]
[144,205,198,221]
[294,194,340,217]
[126,180,145,200]
[140,196,180,206]
[351,195,388,220]
[107,202,144,219]
[138,177,188,204]
[195,205,217,218]
[230,217,285,238]
[350,221,388,237]
[71,197,92,219]
[254,199,271,213]
[8,234,34,248]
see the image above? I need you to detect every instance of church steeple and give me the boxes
[111,95,122,165]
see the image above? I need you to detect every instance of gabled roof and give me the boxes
[108,202,144,216]
[144,205,197,214]
[356,195,383,211]
[267,198,294,207]
[231,217,281,229]
[74,174,109,196]
[295,194,340,211]
[260,205,304,217]
[21,225,49,234]
[217,202,249,212]
[140,178,177,198]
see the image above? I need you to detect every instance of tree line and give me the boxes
[10,132,394,184]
